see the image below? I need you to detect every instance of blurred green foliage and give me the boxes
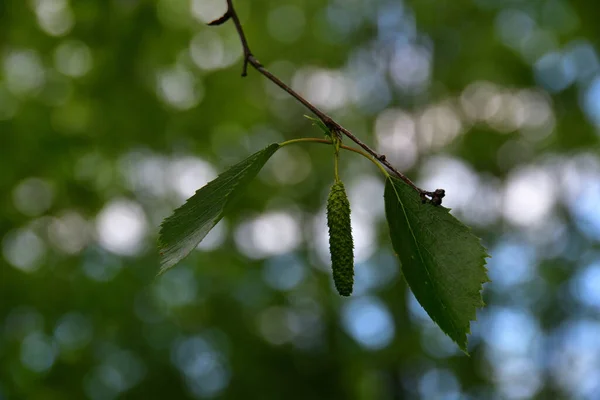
[2,0,600,399]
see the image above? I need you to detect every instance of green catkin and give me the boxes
[327,181,354,296]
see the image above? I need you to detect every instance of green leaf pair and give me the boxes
[158,144,489,352]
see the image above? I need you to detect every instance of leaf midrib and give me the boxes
[388,177,460,336]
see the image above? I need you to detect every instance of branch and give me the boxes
[209,1,445,205]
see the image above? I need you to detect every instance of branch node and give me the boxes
[248,55,262,68]
[423,189,446,206]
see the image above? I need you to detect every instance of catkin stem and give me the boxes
[333,136,341,183]
[334,152,340,182]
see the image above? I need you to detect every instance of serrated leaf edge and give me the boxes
[158,144,280,274]
[386,176,489,352]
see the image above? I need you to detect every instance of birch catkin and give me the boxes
[327,181,354,296]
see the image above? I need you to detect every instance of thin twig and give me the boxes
[280,137,390,178]
[210,1,445,205]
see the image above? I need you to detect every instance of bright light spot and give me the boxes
[460,81,501,123]
[257,307,302,345]
[54,40,93,77]
[196,220,227,251]
[190,0,226,24]
[485,92,520,133]
[266,146,312,185]
[156,66,202,110]
[292,68,349,111]
[2,228,46,273]
[503,166,556,227]
[494,358,543,399]
[171,336,230,397]
[341,296,395,350]
[267,5,306,44]
[154,268,197,308]
[351,73,392,114]
[417,103,463,150]
[190,31,226,71]
[389,44,431,92]
[459,83,554,137]
[488,240,536,288]
[550,319,600,398]
[566,40,599,82]
[263,254,305,291]
[168,156,217,200]
[32,0,74,37]
[407,290,431,325]
[463,178,502,227]
[571,262,600,309]
[82,250,122,282]
[482,307,540,356]
[375,109,417,170]
[4,49,45,97]
[54,312,93,351]
[517,89,555,140]
[96,199,148,256]
[347,175,385,219]
[376,3,408,39]
[12,177,54,217]
[85,349,146,397]
[350,213,376,262]
[20,332,58,373]
[534,51,576,92]
[120,151,169,197]
[559,153,600,208]
[583,76,600,127]
[418,156,479,212]
[419,369,461,400]
[495,9,536,49]
[234,211,301,259]
[48,211,89,254]
[351,253,399,296]
[323,5,362,42]
[571,177,600,240]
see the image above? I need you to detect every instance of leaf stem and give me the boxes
[279,138,390,178]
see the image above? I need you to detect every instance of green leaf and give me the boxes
[158,143,281,274]
[304,115,332,139]
[384,176,489,352]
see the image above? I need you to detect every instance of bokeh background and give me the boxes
[2,0,600,399]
